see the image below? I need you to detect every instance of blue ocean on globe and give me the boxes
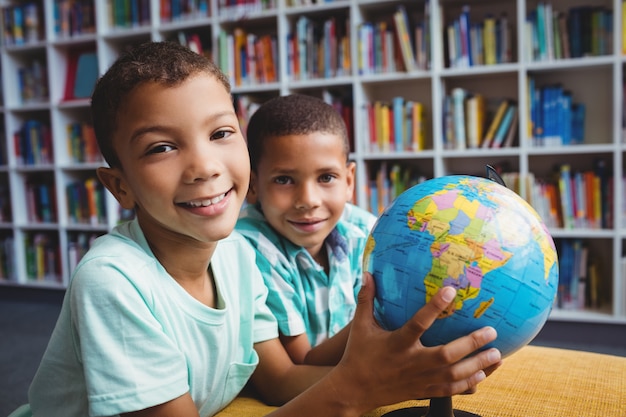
[363,175,559,358]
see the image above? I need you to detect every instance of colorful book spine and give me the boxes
[491,104,517,148]
[482,99,509,148]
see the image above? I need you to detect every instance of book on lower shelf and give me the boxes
[24,232,60,283]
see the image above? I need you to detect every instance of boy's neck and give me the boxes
[312,245,330,275]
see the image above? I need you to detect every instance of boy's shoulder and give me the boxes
[236,203,275,239]
[340,203,378,234]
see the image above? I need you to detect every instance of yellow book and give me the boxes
[393,6,415,71]
[233,27,247,86]
[380,103,390,152]
[483,16,496,65]
[85,177,98,226]
[412,101,425,151]
[374,101,383,152]
[592,175,602,229]
[466,94,485,149]
[482,99,509,148]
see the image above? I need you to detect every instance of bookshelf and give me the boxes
[0,0,624,327]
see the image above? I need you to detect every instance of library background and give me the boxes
[0,0,624,334]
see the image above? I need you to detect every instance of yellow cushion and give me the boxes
[215,345,626,417]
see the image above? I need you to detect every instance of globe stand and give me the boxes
[381,397,481,417]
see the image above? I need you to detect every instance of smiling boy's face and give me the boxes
[249,132,355,260]
[97,73,250,248]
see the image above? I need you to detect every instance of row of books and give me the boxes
[66,178,108,226]
[503,163,614,231]
[358,4,431,75]
[362,98,427,153]
[24,232,60,283]
[219,0,275,19]
[26,180,57,224]
[555,238,603,311]
[172,30,210,57]
[53,0,96,38]
[218,29,278,87]
[445,7,512,68]
[14,120,53,166]
[18,59,48,104]
[289,15,351,81]
[109,0,151,29]
[1,3,42,46]
[525,3,613,62]
[443,91,518,150]
[67,122,101,163]
[367,162,427,215]
[529,77,586,146]
[160,0,209,22]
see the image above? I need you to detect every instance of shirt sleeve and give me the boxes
[70,259,189,416]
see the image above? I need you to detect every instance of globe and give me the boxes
[363,175,559,359]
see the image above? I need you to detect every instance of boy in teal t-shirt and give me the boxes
[10,42,501,417]
[236,94,375,365]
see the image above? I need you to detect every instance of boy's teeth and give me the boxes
[188,194,225,207]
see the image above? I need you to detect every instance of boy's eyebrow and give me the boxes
[129,111,237,142]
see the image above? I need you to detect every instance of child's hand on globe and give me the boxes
[328,272,503,413]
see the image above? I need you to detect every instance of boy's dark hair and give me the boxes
[91,41,231,168]
[246,94,349,172]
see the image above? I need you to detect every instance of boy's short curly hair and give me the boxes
[246,94,350,172]
[91,41,231,168]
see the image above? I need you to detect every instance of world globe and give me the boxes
[363,175,559,359]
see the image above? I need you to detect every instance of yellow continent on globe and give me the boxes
[402,178,557,319]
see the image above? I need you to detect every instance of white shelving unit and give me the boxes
[0,0,624,326]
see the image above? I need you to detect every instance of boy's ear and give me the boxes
[97,167,135,209]
[345,161,356,201]
[246,171,258,205]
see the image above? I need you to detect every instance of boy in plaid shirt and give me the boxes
[237,94,377,365]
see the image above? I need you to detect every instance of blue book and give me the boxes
[392,96,405,151]
[561,92,572,145]
[74,52,98,99]
[572,104,585,144]
[460,6,472,66]
[559,164,574,229]
[491,104,516,148]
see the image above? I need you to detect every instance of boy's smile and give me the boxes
[250,132,354,262]
[98,74,249,255]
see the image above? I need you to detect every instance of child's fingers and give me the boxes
[399,287,457,340]
[439,326,499,364]
[354,272,375,322]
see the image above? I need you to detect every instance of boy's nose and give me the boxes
[183,145,221,183]
[295,182,321,209]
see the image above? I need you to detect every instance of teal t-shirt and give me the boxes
[236,203,376,347]
[13,219,277,417]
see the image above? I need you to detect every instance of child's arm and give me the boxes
[254,272,502,416]
[279,322,350,365]
[301,322,351,365]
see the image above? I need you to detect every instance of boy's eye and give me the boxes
[274,176,293,185]
[319,174,335,183]
[211,129,233,140]
[147,144,175,154]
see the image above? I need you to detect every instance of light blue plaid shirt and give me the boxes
[236,203,377,347]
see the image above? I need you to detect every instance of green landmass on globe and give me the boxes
[364,175,559,358]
